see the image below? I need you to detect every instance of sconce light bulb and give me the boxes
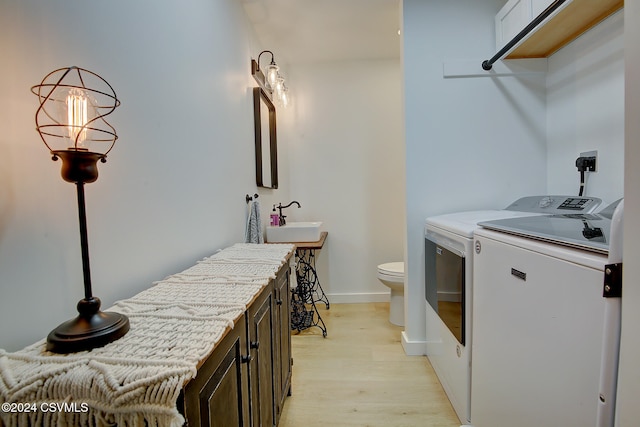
[281,86,290,108]
[266,64,280,89]
[273,77,285,103]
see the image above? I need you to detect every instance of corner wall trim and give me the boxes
[401,331,427,356]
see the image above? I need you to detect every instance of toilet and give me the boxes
[377,262,405,326]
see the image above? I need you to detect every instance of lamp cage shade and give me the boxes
[32,66,121,157]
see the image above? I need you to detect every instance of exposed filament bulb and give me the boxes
[67,89,88,148]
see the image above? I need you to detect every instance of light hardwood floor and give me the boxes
[279,303,461,427]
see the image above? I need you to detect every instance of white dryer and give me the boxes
[424,195,602,424]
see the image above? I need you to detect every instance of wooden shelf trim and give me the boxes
[506,0,623,59]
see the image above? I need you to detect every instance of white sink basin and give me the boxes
[266,221,323,243]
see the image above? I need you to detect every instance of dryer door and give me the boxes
[425,235,465,345]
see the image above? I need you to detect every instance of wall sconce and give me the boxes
[31,66,129,353]
[251,50,290,108]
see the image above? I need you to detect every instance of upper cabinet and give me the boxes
[495,0,623,59]
[495,0,554,51]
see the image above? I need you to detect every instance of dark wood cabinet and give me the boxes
[247,283,275,427]
[182,313,250,427]
[273,265,292,423]
[181,262,292,427]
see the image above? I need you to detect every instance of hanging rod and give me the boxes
[482,0,568,71]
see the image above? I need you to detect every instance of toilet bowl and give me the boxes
[377,262,405,326]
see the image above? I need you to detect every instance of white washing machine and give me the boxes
[470,200,621,427]
[424,195,602,424]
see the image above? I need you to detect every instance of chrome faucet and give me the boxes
[277,201,301,226]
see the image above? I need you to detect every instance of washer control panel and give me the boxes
[504,195,602,214]
[557,197,592,210]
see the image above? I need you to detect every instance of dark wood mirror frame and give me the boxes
[253,87,278,189]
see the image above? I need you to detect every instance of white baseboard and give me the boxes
[325,292,389,304]
[401,331,427,356]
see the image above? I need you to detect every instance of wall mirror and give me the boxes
[253,87,278,188]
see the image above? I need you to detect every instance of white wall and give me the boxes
[402,0,547,352]
[546,11,624,204]
[617,1,640,424]
[280,59,405,302]
[0,0,286,352]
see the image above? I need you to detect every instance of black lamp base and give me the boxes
[46,297,129,354]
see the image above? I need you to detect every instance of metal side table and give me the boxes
[290,232,329,337]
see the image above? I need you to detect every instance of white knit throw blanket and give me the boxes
[0,243,293,427]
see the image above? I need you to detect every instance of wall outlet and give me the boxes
[580,150,598,172]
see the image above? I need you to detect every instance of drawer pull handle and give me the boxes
[511,268,526,281]
[241,354,252,363]
[276,299,283,305]
[250,341,260,349]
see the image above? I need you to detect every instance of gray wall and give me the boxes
[0,0,280,351]
[402,0,547,350]
[546,11,624,203]
[281,59,405,303]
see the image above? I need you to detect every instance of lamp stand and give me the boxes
[46,150,129,353]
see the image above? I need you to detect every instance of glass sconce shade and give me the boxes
[265,63,280,90]
[272,77,291,108]
[280,85,290,108]
[273,77,284,103]
[31,66,121,156]
[274,77,285,96]
[253,51,290,109]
